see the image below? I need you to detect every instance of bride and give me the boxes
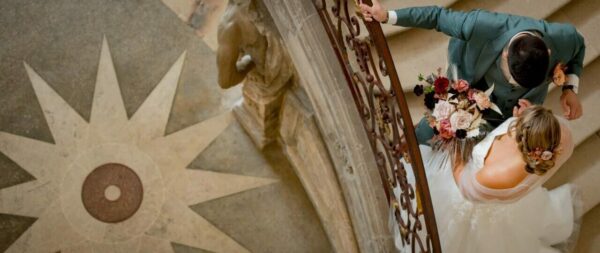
[394,104,579,253]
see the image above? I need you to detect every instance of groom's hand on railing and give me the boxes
[359,0,388,23]
[560,90,583,120]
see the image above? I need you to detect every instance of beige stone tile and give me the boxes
[161,0,197,22]
[90,238,142,253]
[0,178,58,218]
[90,37,128,138]
[182,169,277,205]
[197,0,228,51]
[142,112,233,177]
[0,131,65,181]
[129,52,186,142]
[6,202,87,253]
[23,62,90,148]
[138,236,173,253]
[146,198,250,253]
[61,243,96,253]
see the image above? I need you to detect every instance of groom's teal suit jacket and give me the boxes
[392,6,586,144]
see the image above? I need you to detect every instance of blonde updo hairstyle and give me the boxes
[509,105,561,175]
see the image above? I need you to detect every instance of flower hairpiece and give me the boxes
[527,147,554,164]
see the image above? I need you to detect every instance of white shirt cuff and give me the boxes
[386,10,397,25]
[566,74,580,93]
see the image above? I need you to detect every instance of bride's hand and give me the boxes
[512,99,532,117]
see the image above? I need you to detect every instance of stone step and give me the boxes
[385,0,572,92]
[542,0,600,197]
[574,204,600,253]
[541,62,600,215]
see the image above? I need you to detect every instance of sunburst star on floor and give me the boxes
[0,37,276,253]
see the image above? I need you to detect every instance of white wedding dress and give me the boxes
[393,117,580,253]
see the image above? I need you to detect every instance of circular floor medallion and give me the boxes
[81,163,143,223]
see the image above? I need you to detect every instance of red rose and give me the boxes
[434,77,449,94]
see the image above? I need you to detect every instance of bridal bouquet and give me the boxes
[413,69,502,162]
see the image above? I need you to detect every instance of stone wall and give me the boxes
[259,0,395,252]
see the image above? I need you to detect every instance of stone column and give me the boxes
[216,2,362,252]
[233,69,289,149]
[279,87,360,253]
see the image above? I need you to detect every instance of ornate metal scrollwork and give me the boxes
[312,0,441,252]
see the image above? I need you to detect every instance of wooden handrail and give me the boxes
[312,0,441,252]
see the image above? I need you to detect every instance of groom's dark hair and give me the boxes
[508,35,550,89]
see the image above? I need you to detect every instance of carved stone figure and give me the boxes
[217,0,293,148]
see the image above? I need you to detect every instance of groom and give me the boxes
[360,1,585,144]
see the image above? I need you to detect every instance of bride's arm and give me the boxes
[452,160,465,186]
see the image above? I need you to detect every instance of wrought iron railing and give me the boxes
[312,0,441,252]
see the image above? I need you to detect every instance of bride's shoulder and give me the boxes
[476,163,529,190]
[558,120,574,157]
[475,138,528,190]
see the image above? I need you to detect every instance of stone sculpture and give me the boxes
[217,0,293,148]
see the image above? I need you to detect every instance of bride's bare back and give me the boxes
[477,124,573,190]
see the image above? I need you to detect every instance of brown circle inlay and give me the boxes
[81,163,143,223]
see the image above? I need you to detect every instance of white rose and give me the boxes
[450,110,473,131]
[432,100,455,120]
[467,128,480,138]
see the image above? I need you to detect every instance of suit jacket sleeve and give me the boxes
[566,28,586,77]
[393,6,480,40]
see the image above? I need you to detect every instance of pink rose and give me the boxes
[432,100,455,120]
[467,89,477,101]
[438,119,454,139]
[473,91,492,110]
[452,79,470,93]
[450,110,473,131]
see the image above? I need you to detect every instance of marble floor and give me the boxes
[0,0,331,252]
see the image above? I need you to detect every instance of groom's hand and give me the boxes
[512,99,532,117]
[359,0,388,23]
[560,90,583,120]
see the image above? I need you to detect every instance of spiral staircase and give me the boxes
[162,0,600,251]
[380,0,600,252]
[0,0,597,252]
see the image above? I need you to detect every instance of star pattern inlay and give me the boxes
[0,37,276,253]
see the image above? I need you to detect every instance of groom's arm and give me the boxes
[565,30,586,93]
[387,6,480,40]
